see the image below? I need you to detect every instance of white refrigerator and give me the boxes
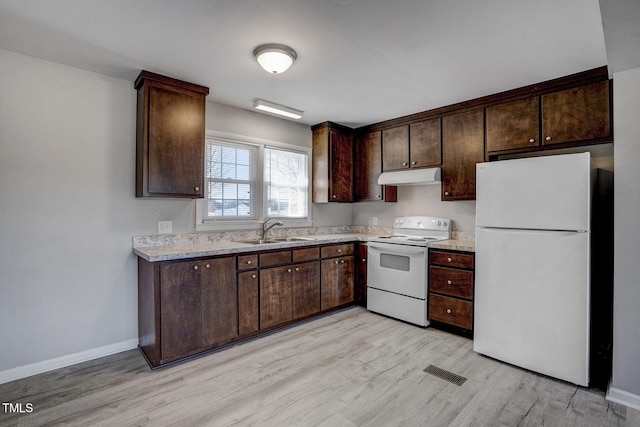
[474,152,591,386]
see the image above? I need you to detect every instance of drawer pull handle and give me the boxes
[193,265,199,271]
[205,264,211,269]
[334,260,339,265]
[287,268,292,273]
[362,258,366,262]
[447,257,452,262]
[246,260,252,264]
[337,249,342,253]
[340,259,345,264]
[447,280,452,285]
[295,267,300,271]
[251,274,256,279]
[446,309,452,314]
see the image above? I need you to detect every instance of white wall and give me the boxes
[0,48,345,381]
[609,66,640,408]
[352,185,476,231]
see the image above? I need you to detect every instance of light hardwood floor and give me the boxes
[2,307,638,426]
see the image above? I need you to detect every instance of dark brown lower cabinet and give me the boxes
[138,242,358,369]
[238,270,259,335]
[321,256,355,310]
[292,261,321,319]
[260,265,294,329]
[139,256,238,367]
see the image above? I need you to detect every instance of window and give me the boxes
[264,148,308,218]
[198,133,311,230]
[205,140,258,220]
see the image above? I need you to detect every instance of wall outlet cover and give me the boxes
[158,221,173,234]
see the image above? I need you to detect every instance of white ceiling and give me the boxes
[0,0,631,128]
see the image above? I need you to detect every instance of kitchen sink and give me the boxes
[271,237,317,242]
[235,237,317,245]
[235,239,280,245]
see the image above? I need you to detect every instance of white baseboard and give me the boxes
[0,339,139,385]
[607,385,640,411]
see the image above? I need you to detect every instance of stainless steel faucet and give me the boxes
[261,218,284,240]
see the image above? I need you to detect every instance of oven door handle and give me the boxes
[368,241,427,255]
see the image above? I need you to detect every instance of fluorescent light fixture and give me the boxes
[253,99,303,120]
[253,44,297,74]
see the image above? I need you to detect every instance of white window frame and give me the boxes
[196,130,313,232]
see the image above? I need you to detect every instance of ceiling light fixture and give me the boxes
[253,99,303,120]
[253,43,297,74]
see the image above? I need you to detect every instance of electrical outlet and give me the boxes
[372,216,378,226]
[158,221,173,234]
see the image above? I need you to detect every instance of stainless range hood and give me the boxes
[377,167,441,186]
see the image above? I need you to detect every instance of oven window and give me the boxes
[380,253,410,271]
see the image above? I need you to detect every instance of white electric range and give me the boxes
[367,216,451,326]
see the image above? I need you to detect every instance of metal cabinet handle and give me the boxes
[376,195,381,198]
[402,162,408,166]
[287,268,292,273]
[193,265,199,271]
[337,249,342,253]
[446,309,452,314]
[340,259,345,264]
[411,161,417,165]
[545,136,552,141]
[295,267,300,271]
[447,280,452,285]
[447,257,452,262]
[444,191,450,196]
[529,138,535,143]
[362,258,366,262]
[205,264,211,269]
[251,274,256,279]
[194,186,200,192]
[246,260,252,264]
[334,260,339,264]
[332,195,337,199]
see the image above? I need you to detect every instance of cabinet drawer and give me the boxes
[429,266,473,299]
[259,250,292,268]
[238,254,258,270]
[293,247,320,263]
[321,243,354,258]
[430,250,474,269]
[429,294,473,330]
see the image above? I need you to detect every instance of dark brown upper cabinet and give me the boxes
[312,122,354,203]
[442,109,485,201]
[135,71,209,198]
[486,80,611,155]
[541,80,611,146]
[381,125,410,171]
[354,131,397,202]
[486,97,540,152]
[409,119,442,167]
[381,119,441,171]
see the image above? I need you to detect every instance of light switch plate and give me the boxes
[158,221,173,234]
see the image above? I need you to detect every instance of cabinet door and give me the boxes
[355,243,368,306]
[329,129,354,202]
[201,257,237,346]
[260,266,293,329]
[160,262,202,359]
[542,80,611,146]
[442,109,485,200]
[382,125,410,171]
[486,97,540,152]
[146,83,205,197]
[238,270,259,335]
[355,131,397,202]
[321,256,355,310]
[292,261,321,319]
[409,119,441,167]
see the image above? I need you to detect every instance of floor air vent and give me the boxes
[423,365,467,386]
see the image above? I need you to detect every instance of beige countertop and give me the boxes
[133,227,475,262]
